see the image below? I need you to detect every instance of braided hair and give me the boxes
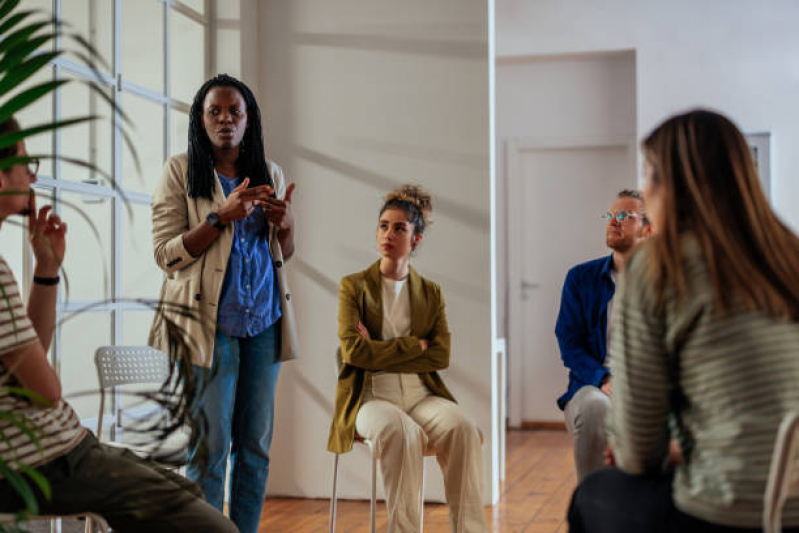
[186,74,272,199]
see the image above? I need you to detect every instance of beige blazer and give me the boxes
[147,153,299,367]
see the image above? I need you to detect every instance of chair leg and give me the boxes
[370,441,377,533]
[419,459,426,533]
[329,454,340,533]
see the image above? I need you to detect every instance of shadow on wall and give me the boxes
[294,145,489,231]
[292,32,485,59]
[340,136,485,170]
[292,257,340,296]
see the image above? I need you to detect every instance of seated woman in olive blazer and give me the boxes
[328,185,488,533]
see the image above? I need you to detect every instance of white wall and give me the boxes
[497,0,799,232]
[497,52,636,423]
[496,0,799,422]
[246,1,494,504]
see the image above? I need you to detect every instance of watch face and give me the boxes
[207,212,222,228]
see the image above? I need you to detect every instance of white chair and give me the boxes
[0,511,108,532]
[94,346,188,467]
[764,410,799,533]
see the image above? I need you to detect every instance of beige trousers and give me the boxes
[355,373,488,533]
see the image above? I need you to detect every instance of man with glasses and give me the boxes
[555,189,651,482]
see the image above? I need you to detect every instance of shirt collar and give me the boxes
[600,254,615,280]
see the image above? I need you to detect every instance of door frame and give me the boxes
[505,135,636,427]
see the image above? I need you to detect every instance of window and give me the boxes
[16,0,213,426]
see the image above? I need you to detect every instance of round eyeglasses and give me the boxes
[26,158,39,176]
[603,210,643,223]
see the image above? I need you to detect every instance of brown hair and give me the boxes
[380,184,432,236]
[0,117,21,162]
[642,109,799,319]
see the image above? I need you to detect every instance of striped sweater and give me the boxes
[0,256,85,471]
[608,236,799,528]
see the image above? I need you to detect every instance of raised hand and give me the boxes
[262,182,295,232]
[216,177,275,225]
[28,193,66,277]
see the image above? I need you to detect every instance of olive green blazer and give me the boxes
[327,261,455,454]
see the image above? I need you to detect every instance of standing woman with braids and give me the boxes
[329,185,488,533]
[149,74,299,533]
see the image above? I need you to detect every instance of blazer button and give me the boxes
[285,293,291,301]
[195,293,201,301]
[275,260,283,268]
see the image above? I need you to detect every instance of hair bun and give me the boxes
[385,184,432,226]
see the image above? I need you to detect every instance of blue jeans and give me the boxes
[187,323,281,533]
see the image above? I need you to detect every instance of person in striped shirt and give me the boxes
[567,109,799,533]
[0,117,237,532]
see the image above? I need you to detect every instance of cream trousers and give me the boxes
[355,373,488,533]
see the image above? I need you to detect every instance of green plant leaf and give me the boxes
[0,9,32,39]
[0,460,39,516]
[0,0,22,22]
[0,31,56,65]
[0,116,97,149]
[0,51,60,96]
[0,19,50,57]
[0,79,64,124]
[18,463,51,500]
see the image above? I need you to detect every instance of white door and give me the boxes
[507,141,635,425]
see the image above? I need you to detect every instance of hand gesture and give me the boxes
[262,183,295,232]
[217,177,274,225]
[28,194,66,277]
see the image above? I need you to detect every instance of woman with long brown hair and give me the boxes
[567,109,799,533]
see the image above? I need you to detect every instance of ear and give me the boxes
[411,233,423,249]
[641,223,654,238]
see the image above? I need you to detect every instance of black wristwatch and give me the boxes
[206,211,227,230]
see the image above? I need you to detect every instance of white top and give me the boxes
[381,275,411,341]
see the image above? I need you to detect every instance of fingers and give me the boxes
[284,183,296,203]
[233,177,250,191]
[27,191,36,227]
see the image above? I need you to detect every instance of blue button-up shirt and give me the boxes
[554,254,615,410]
[216,173,282,338]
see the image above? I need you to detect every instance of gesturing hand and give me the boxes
[262,183,295,232]
[216,177,274,225]
[28,193,66,277]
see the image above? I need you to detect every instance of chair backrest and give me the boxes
[94,346,170,437]
[764,410,799,533]
[95,346,170,389]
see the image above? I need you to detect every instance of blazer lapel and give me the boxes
[363,261,383,339]
[408,265,425,337]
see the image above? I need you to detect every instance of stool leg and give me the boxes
[370,441,377,533]
[419,459,426,533]
[329,454,340,533]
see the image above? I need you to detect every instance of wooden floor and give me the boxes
[258,429,576,532]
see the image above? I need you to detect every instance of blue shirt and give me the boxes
[554,254,615,410]
[216,173,282,338]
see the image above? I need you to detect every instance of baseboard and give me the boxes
[518,420,567,431]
